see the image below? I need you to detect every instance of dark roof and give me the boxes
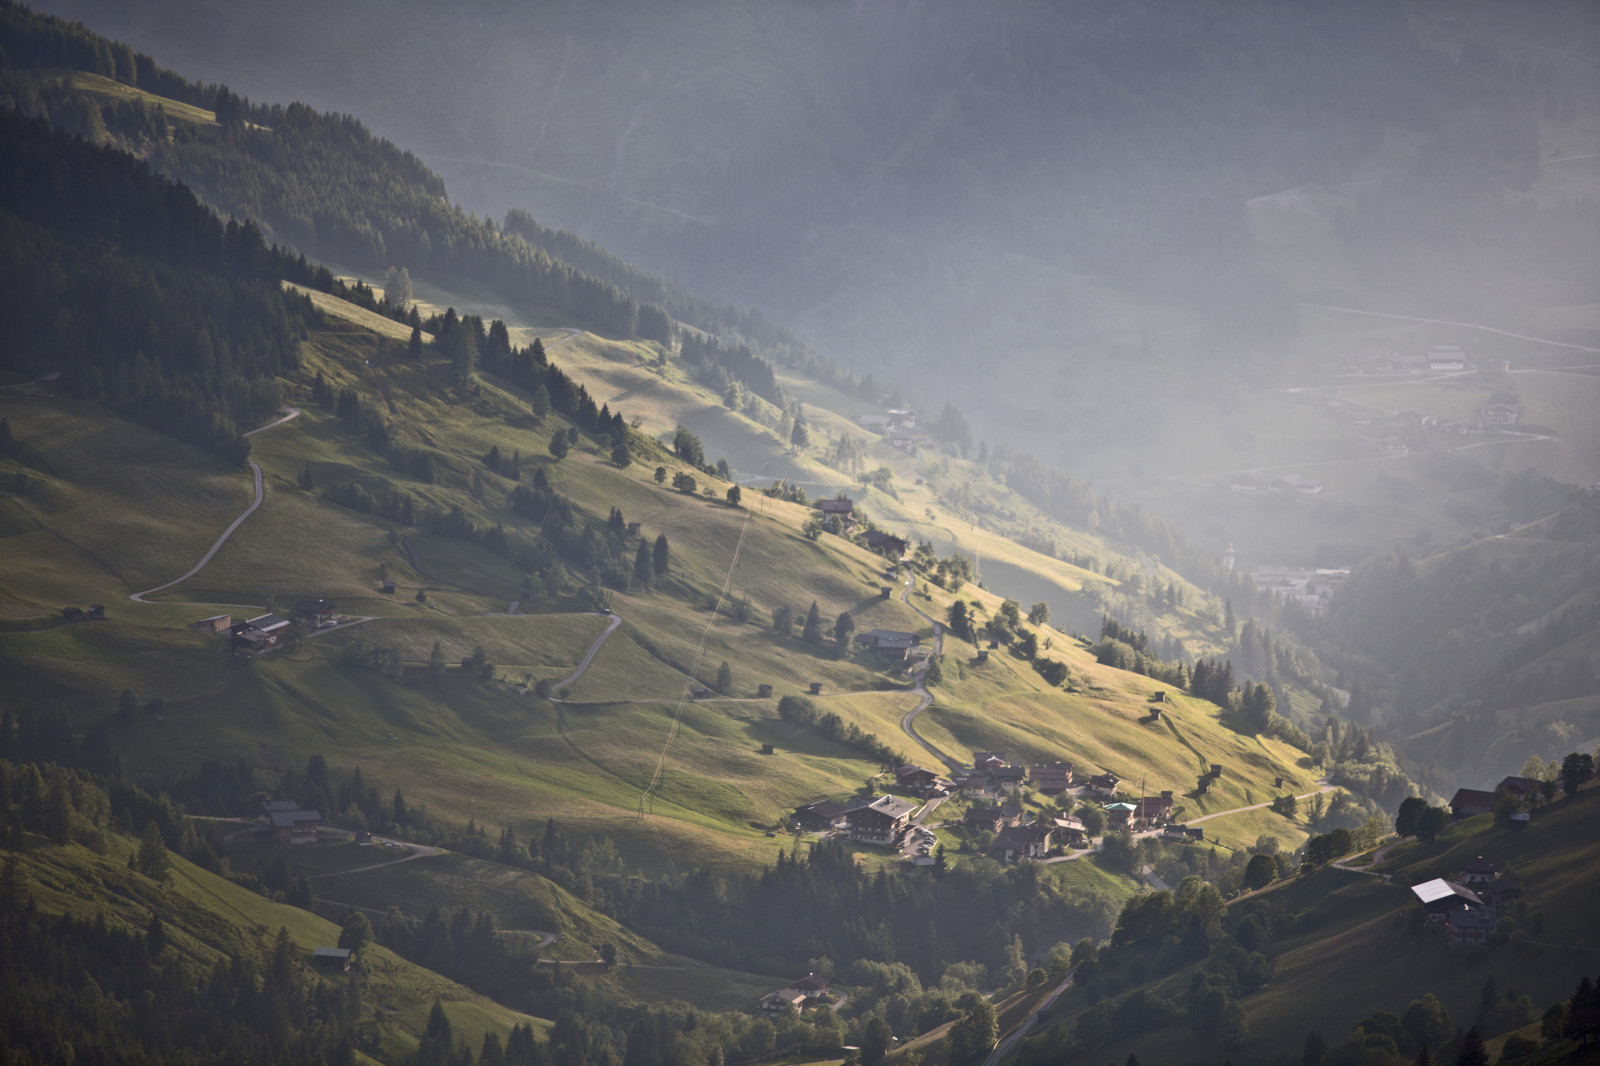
[844,794,917,820]
[1450,788,1496,809]
[1460,856,1504,875]
[1089,772,1120,788]
[1496,776,1543,795]
[992,765,1026,782]
[262,799,299,812]
[247,613,291,631]
[895,765,941,779]
[818,499,854,513]
[313,947,352,959]
[993,824,1052,849]
[795,800,845,819]
[793,974,830,992]
[269,809,323,828]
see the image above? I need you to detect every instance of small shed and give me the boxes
[627,521,642,535]
[87,604,105,619]
[976,649,989,663]
[1274,776,1284,788]
[988,638,1000,649]
[380,581,396,594]
[1210,764,1223,778]
[880,586,893,599]
[809,682,823,695]
[1151,691,1166,703]
[1149,707,1163,721]
[757,684,773,698]
[691,687,711,700]
[760,744,775,755]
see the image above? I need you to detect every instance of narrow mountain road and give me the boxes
[304,841,444,879]
[128,408,302,602]
[1183,783,1335,825]
[898,577,962,772]
[549,612,623,698]
[983,967,1077,1066]
[1298,302,1600,353]
[1332,834,1412,881]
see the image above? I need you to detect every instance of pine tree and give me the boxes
[634,543,653,587]
[530,384,551,422]
[136,820,169,882]
[653,533,670,577]
[803,601,824,644]
[548,428,569,460]
[834,610,856,648]
[1225,598,1237,637]
[715,661,733,694]
[1454,1027,1488,1066]
[428,641,446,678]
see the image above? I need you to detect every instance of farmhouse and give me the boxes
[1104,802,1137,827]
[991,764,1027,794]
[1447,906,1497,950]
[793,799,846,831]
[964,804,1024,832]
[1457,856,1504,884]
[1130,793,1175,827]
[817,499,855,525]
[992,823,1054,863]
[1410,878,1486,923]
[973,752,1008,772]
[1028,763,1075,795]
[895,765,944,794]
[757,988,807,1014]
[1271,474,1323,495]
[292,599,336,628]
[864,530,910,558]
[1449,788,1496,819]
[1475,403,1520,428]
[191,614,232,633]
[1051,816,1088,846]
[842,794,917,846]
[1428,346,1467,373]
[1088,772,1121,796]
[1496,776,1543,798]
[266,809,323,845]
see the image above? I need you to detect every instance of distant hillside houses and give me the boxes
[1230,473,1322,495]
[1427,345,1468,373]
[1475,403,1521,428]
[1408,870,1518,951]
[1250,566,1349,616]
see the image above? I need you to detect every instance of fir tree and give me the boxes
[653,533,670,577]
[802,601,824,644]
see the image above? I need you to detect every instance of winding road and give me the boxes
[897,576,962,772]
[128,408,302,602]
[549,611,624,698]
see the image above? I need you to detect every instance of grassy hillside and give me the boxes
[1025,787,1600,1065]
[11,828,547,1062]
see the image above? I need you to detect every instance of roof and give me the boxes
[760,989,806,1007]
[1411,878,1483,906]
[1460,856,1504,875]
[1448,908,1496,932]
[1090,772,1120,787]
[793,974,829,992]
[293,599,334,613]
[859,629,916,643]
[246,613,291,632]
[269,809,323,828]
[1450,788,1496,808]
[818,499,854,513]
[844,794,918,820]
[895,765,941,779]
[1497,776,1542,794]
[313,947,352,959]
[796,800,845,820]
[994,824,1052,848]
[1104,802,1137,813]
[262,799,299,812]
[1053,817,1086,832]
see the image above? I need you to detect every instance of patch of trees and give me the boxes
[776,695,903,766]
[679,331,784,406]
[0,110,316,463]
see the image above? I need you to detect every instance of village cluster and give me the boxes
[191,598,342,658]
[792,752,1206,867]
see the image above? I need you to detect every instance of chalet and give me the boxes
[793,800,846,831]
[192,614,232,633]
[267,809,323,845]
[992,823,1054,863]
[1457,856,1505,884]
[857,629,920,649]
[867,636,915,660]
[1410,879,1486,923]
[881,586,893,599]
[312,947,354,973]
[758,988,807,1014]
[895,765,943,792]
[1271,474,1323,495]
[1428,346,1467,373]
[809,682,824,696]
[1087,772,1120,796]
[244,613,292,639]
[1051,816,1088,847]
[1447,906,1497,950]
[292,600,336,628]
[1163,824,1205,842]
[231,628,275,654]
[992,764,1027,794]
[864,530,910,558]
[1131,793,1175,827]
[1475,404,1520,428]
[1450,788,1496,819]
[964,804,1023,832]
[1496,776,1543,798]
[1028,763,1075,795]
[793,974,831,998]
[953,771,992,796]
[1104,802,1137,827]
[817,499,855,525]
[757,684,774,698]
[1480,878,1522,907]
[261,799,300,815]
[842,794,917,846]
[973,752,1009,772]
